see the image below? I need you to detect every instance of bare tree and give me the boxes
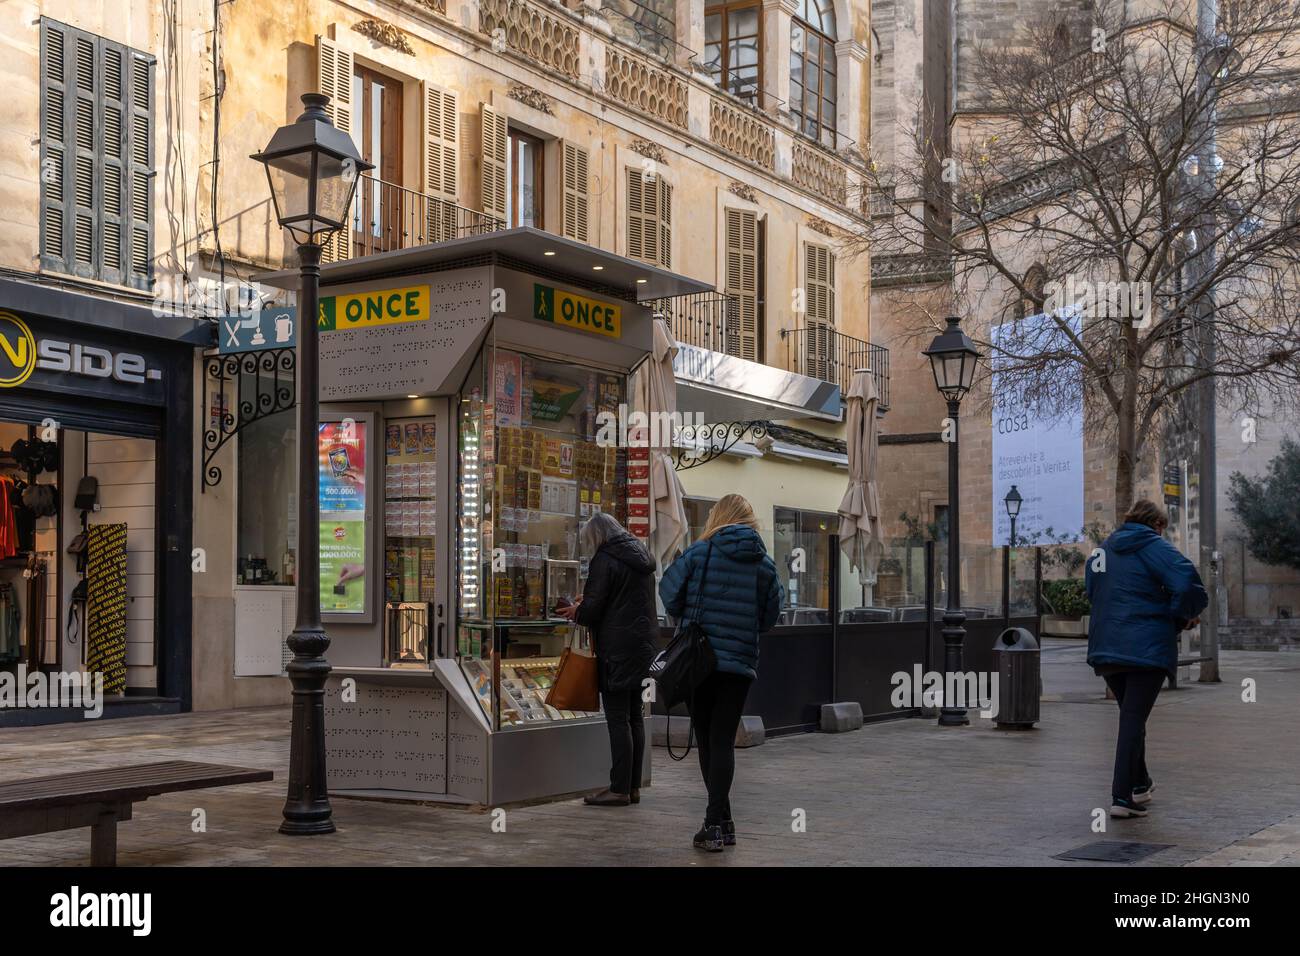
[859,0,1300,515]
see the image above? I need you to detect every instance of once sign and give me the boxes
[532,284,621,339]
[319,285,430,331]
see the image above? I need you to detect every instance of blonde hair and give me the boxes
[699,493,759,541]
[1123,499,1169,531]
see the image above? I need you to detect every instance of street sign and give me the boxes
[219,307,297,354]
[1163,462,1182,501]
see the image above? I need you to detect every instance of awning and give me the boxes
[673,343,841,422]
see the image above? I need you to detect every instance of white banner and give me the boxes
[990,310,1084,545]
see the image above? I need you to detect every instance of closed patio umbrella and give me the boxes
[838,368,883,600]
[645,316,689,568]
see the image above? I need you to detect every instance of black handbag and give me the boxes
[649,541,718,761]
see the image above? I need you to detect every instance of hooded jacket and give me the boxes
[658,524,784,680]
[1086,521,1208,677]
[574,531,657,691]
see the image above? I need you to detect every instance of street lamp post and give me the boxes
[1003,485,1022,626]
[253,93,371,835]
[924,316,981,727]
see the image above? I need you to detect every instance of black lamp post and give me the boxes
[1002,484,1022,626]
[253,93,371,835]
[923,316,980,726]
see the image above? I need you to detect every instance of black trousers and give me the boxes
[686,671,752,826]
[601,681,645,795]
[1103,669,1164,802]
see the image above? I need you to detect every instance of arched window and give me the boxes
[791,0,837,147]
[704,0,762,105]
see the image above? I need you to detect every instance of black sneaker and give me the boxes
[693,824,724,852]
[1110,798,1149,818]
[721,820,736,846]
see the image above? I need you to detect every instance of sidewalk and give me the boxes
[1,641,1298,866]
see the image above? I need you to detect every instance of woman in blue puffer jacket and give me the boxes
[659,493,783,852]
[1086,499,1207,819]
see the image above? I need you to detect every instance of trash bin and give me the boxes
[993,627,1040,729]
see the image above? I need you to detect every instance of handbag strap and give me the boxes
[689,541,715,624]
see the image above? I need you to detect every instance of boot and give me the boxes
[583,788,631,807]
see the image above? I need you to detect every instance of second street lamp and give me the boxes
[252,92,371,835]
[1003,484,1022,626]
[924,316,981,727]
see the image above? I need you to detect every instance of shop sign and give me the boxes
[318,285,429,332]
[0,310,162,388]
[532,284,621,339]
[219,306,297,354]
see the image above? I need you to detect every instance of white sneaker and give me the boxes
[1110,799,1149,818]
[1133,782,1155,805]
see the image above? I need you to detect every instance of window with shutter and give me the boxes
[626,168,671,269]
[422,83,458,243]
[724,208,759,361]
[561,141,589,243]
[804,242,836,381]
[316,36,354,263]
[480,104,508,222]
[40,19,153,290]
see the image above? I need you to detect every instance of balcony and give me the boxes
[653,292,743,357]
[783,324,890,412]
[347,174,504,259]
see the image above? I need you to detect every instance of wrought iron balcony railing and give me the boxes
[783,324,890,411]
[652,292,744,358]
[349,174,505,259]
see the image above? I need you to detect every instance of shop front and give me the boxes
[0,280,201,725]
[259,229,709,805]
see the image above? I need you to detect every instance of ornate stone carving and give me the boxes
[727,182,758,203]
[792,140,848,206]
[352,20,416,55]
[479,0,580,81]
[629,138,668,164]
[405,0,447,15]
[508,83,555,114]
[806,215,845,239]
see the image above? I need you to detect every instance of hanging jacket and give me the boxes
[1086,522,1208,678]
[574,531,657,692]
[0,583,21,664]
[658,524,783,680]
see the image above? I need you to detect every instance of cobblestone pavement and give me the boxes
[1,640,1298,866]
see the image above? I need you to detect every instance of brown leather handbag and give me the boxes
[547,627,599,712]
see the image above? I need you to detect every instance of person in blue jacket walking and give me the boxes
[659,493,783,852]
[1086,499,1207,818]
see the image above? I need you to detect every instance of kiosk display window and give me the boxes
[454,338,627,729]
[318,420,370,617]
[383,415,436,667]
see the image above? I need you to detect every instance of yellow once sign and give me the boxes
[0,311,37,388]
[319,285,429,331]
[533,284,621,339]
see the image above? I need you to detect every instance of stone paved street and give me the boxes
[2,640,1298,866]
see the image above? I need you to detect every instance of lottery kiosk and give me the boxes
[261,228,709,805]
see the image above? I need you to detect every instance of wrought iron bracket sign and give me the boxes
[674,421,768,470]
[202,347,297,490]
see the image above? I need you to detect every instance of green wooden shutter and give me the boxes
[40,20,152,289]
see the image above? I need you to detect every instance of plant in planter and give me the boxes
[1041,578,1092,636]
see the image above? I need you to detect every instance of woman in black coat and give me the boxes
[558,512,657,807]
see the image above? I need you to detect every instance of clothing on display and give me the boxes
[0,475,18,559]
[0,581,21,665]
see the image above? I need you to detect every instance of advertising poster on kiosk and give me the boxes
[319,421,368,613]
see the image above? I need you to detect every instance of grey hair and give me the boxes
[580,511,627,555]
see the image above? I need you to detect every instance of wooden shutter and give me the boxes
[40,21,70,275]
[626,167,646,261]
[125,50,153,284]
[39,20,152,290]
[724,208,759,361]
[423,83,458,243]
[627,169,670,268]
[658,176,672,269]
[561,141,589,243]
[317,36,354,263]
[804,243,836,380]
[480,104,507,221]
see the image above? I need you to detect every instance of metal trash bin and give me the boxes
[993,627,1040,729]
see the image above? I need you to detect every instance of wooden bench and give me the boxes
[0,760,274,866]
